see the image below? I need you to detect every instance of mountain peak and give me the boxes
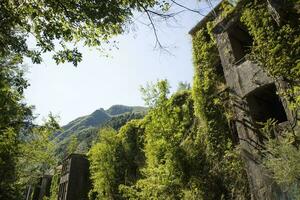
[55,104,147,159]
[106,105,146,116]
[106,105,132,116]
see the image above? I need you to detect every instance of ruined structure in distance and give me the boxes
[58,154,90,200]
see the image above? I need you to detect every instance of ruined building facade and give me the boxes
[190,1,297,200]
[24,154,91,200]
[57,154,91,200]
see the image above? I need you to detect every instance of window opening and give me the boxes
[246,84,287,125]
[214,60,226,82]
[227,23,253,64]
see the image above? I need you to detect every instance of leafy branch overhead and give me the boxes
[1,0,209,66]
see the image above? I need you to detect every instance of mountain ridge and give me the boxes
[55,104,147,158]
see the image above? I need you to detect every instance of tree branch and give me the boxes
[142,7,163,49]
[170,0,206,17]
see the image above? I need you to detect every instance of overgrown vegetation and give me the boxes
[49,168,61,200]
[88,80,249,199]
[191,0,300,198]
[191,26,249,199]
[240,1,300,131]
[87,0,299,199]
[1,0,299,199]
[0,58,60,199]
[240,0,300,197]
[0,59,32,199]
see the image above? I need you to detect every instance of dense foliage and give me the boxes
[191,27,249,199]
[49,168,61,200]
[87,1,299,199]
[260,119,300,199]
[88,128,124,199]
[240,0,300,197]
[88,80,249,199]
[0,58,59,199]
[1,0,299,199]
[1,0,154,197]
[0,58,32,199]
[240,0,300,112]
[0,0,170,65]
[18,116,59,200]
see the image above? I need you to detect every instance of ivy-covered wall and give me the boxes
[191,14,250,200]
[191,0,300,199]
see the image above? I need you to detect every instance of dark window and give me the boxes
[246,84,288,125]
[215,60,225,79]
[228,23,253,64]
[212,59,226,83]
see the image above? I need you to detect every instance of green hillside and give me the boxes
[55,105,147,159]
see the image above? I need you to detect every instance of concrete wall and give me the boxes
[211,9,294,200]
[58,154,90,200]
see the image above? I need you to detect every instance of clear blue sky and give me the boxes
[24,1,218,125]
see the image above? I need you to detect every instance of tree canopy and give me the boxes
[1,0,175,65]
[0,59,32,199]
[0,59,60,199]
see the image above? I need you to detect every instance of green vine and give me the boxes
[238,1,300,196]
[49,169,61,200]
[192,23,250,199]
[192,0,300,198]
[241,0,300,108]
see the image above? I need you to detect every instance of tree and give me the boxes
[1,0,214,65]
[0,0,177,65]
[0,57,33,199]
[0,59,59,198]
[88,128,124,200]
[88,119,145,200]
[118,120,145,185]
[112,80,248,199]
[67,135,78,155]
[17,115,59,187]
[121,80,196,199]
[260,119,300,199]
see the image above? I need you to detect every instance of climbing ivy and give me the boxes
[240,1,300,195]
[192,0,300,198]
[241,0,300,109]
[241,1,300,81]
[49,169,61,200]
[191,24,250,199]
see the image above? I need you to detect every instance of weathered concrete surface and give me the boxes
[58,154,90,200]
[212,13,293,200]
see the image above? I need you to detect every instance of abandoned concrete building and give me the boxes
[190,1,297,200]
[57,154,91,200]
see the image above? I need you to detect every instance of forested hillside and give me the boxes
[55,105,147,159]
